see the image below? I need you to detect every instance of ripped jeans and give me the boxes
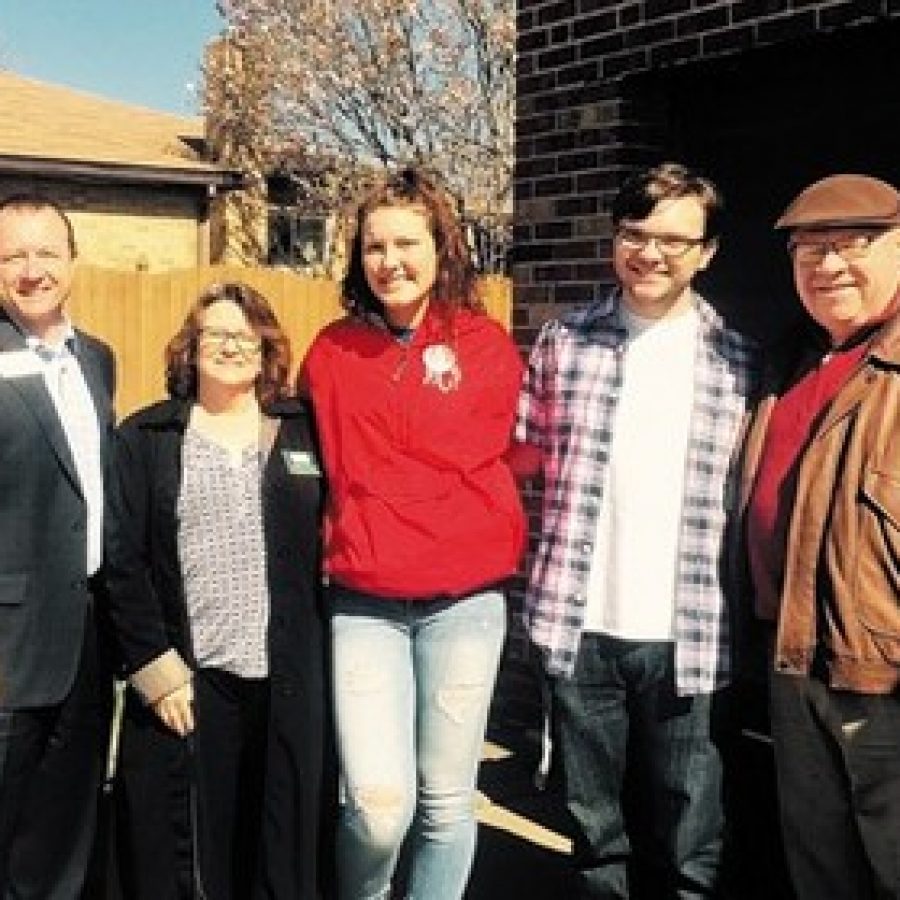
[330,585,506,900]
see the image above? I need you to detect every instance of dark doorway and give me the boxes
[635,21,900,340]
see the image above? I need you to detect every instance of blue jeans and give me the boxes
[330,585,506,900]
[551,634,727,899]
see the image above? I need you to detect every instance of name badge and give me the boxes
[0,350,43,379]
[281,449,321,477]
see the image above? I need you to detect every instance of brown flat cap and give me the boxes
[775,174,900,230]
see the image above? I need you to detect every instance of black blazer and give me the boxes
[104,396,325,693]
[0,311,115,709]
[104,396,330,898]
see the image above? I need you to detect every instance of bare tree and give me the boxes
[207,0,513,271]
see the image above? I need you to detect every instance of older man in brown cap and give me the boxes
[740,173,900,900]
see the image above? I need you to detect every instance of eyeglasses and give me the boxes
[198,328,262,355]
[615,226,707,258]
[787,231,882,266]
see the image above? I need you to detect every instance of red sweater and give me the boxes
[747,340,867,621]
[303,307,526,598]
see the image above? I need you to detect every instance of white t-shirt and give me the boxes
[582,303,698,639]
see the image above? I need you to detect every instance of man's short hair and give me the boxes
[0,193,78,258]
[612,162,723,241]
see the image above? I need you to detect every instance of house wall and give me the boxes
[210,183,268,267]
[0,176,208,271]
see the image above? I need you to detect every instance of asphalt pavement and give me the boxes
[466,727,572,900]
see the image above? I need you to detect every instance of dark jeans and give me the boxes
[550,634,727,900]
[0,608,110,899]
[770,673,900,900]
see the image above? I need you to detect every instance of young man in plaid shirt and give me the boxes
[513,163,759,898]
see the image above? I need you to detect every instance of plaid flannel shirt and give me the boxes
[516,289,759,694]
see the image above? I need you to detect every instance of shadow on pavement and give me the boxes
[466,723,571,899]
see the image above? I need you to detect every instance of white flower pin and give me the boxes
[422,343,461,393]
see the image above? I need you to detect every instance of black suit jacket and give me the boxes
[0,311,115,709]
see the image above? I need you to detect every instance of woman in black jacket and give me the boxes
[105,281,328,899]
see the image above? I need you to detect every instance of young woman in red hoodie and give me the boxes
[303,169,525,900]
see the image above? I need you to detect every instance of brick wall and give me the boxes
[514,1,899,336]
[0,176,207,271]
[496,1,900,732]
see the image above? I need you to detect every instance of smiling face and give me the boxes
[0,205,75,342]
[361,205,438,328]
[789,226,900,345]
[613,194,717,320]
[194,299,263,395]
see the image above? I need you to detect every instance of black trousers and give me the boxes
[0,608,111,899]
[193,669,269,900]
[770,673,900,900]
[116,669,269,900]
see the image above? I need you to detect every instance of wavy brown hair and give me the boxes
[165,281,291,405]
[342,167,483,324]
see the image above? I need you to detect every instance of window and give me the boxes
[267,209,329,272]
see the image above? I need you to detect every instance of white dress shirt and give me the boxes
[27,326,104,576]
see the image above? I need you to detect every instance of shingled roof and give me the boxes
[0,70,241,188]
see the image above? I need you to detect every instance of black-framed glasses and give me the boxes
[198,328,262,355]
[787,231,882,266]
[615,225,707,258]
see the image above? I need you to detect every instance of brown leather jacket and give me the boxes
[741,313,900,694]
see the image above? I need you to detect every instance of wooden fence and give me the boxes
[69,266,512,418]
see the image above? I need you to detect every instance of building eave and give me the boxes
[0,155,245,192]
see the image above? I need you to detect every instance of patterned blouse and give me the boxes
[177,427,269,678]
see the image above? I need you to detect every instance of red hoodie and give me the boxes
[303,306,525,598]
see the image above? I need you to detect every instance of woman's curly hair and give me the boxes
[165,281,291,405]
[341,167,483,322]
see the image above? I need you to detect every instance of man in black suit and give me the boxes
[0,194,116,897]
